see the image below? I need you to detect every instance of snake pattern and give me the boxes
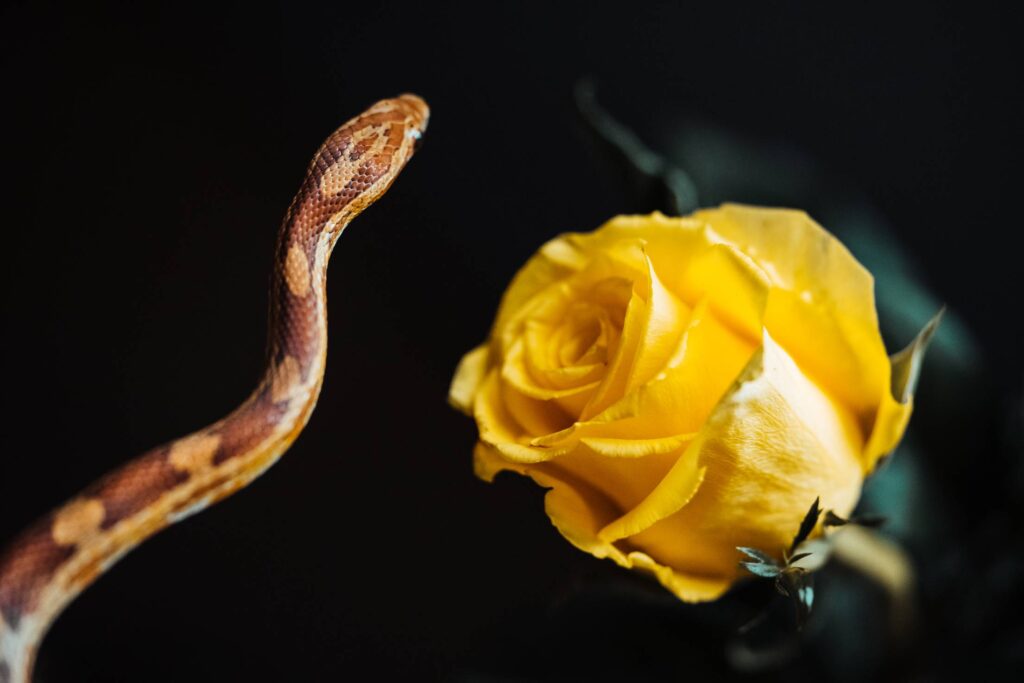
[0,94,429,682]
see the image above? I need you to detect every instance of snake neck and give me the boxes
[264,200,339,408]
[0,224,336,683]
[0,177,343,683]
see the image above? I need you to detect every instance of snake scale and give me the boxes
[0,94,429,682]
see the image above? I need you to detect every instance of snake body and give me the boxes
[0,94,429,682]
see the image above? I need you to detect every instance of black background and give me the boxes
[0,1,1019,681]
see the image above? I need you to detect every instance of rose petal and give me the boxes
[448,344,490,414]
[494,239,638,356]
[677,242,769,345]
[473,441,624,554]
[862,308,943,468]
[579,433,696,458]
[696,204,895,450]
[581,250,690,419]
[491,234,589,340]
[577,290,647,419]
[764,288,890,439]
[473,442,730,603]
[618,329,865,577]
[624,551,731,603]
[474,370,572,463]
[694,205,879,332]
[863,393,913,471]
[585,213,711,281]
[502,337,602,400]
[596,441,706,544]
[546,299,755,447]
[502,376,574,437]
[544,443,691,520]
[624,251,692,392]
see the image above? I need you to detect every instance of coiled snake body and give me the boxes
[0,94,429,682]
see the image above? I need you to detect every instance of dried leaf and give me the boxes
[790,497,822,554]
[742,561,783,578]
[737,546,778,566]
[824,510,849,527]
[738,546,782,578]
[824,510,886,528]
[890,306,945,403]
[736,500,828,628]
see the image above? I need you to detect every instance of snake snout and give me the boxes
[396,93,430,136]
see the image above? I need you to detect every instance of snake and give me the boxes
[0,94,429,682]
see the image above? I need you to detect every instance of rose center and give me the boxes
[555,307,606,366]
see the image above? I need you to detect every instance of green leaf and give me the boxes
[790,497,822,554]
[890,306,945,403]
[742,561,783,578]
[574,80,700,215]
[738,546,783,578]
[737,546,778,566]
[786,552,813,565]
[823,510,849,527]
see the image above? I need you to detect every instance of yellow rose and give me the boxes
[449,204,916,602]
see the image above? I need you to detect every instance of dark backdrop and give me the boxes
[0,2,1019,681]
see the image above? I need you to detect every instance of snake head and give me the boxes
[288,93,430,238]
[359,93,430,161]
[393,93,430,148]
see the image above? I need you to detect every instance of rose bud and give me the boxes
[450,205,918,601]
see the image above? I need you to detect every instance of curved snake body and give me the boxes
[0,94,429,682]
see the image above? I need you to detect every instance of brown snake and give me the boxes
[0,94,429,682]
